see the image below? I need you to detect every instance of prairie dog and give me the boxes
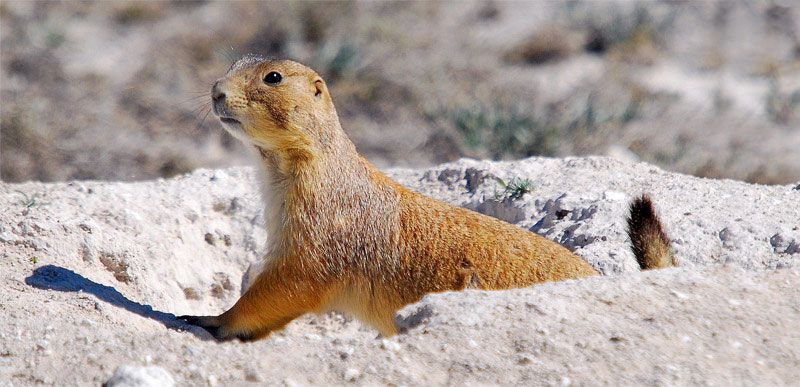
[179,56,671,341]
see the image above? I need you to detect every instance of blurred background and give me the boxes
[1,0,798,184]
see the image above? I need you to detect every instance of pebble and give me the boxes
[380,339,401,352]
[282,377,301,387]
[104,365,175,387]
[245,367,264,382]
[339,346,354,360]
[212,170,229,181]
[78,318,96,327]
[670,290,689,300]
[344,368,360,382]
[304,333,321,341]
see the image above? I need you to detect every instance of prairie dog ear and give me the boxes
[313,78,325,100]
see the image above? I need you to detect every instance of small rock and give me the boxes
[36,340,49,350]
[339,346,354,360]
[204,233,215,245]
[771,233,800,255]
[104,365,175,387]
[304,333,321,341]
[78,318,96,327]
[344,368,361,382]
[380,339,401,352]
[609,336,625,343]
[437,169,461,187]
[185,210,199,222]
[670,290,689,300]
[282,377,300,387]
[183,287,200,300]
[464,168,488,192]
[244,367,263,382]
[212,170,229,181]
[787,241,800,255]
[210,272,233,298]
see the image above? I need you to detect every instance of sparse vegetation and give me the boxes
[577,4,665,64]
[492,177,533,202]
[765,78,800,125]
[1,1,798,184]
[311,40,363,82]
[426,103,560,160]
[15,190,50,209]
[113,3,162,25]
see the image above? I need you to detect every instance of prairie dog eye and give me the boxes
[263,71,282,85]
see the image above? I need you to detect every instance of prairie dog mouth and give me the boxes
[219,117,241,125]
[217,116,246,139]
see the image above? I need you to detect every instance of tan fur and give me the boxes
[179,57,652,341]
[626,194,674,270]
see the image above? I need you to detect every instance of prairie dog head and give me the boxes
[211,56,337,157]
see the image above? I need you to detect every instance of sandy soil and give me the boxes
[1,157,798,386]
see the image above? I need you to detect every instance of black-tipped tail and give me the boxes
[626,194,674,270]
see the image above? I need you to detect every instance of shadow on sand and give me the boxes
[25,265,212,340]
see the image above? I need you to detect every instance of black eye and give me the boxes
[263,71,282,85]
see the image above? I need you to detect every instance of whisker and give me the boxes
[229,46,239,62]
[221,47,238,67]
[185,90,212,96]
[187,101,211,117]
[192,105,213,133]
[177,93,212,105]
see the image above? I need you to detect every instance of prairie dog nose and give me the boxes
[211,80,226,102]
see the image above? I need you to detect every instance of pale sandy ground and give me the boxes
[1,157,799,386]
